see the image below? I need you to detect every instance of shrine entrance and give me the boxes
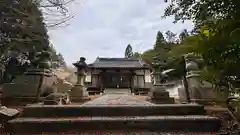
[102,72,132,89]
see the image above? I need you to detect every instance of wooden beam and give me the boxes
[144,69,146,87]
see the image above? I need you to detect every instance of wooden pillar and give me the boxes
[130,69,135,93]
[101,69,106,90]
[144,69,146,88]
[90,68,93,85]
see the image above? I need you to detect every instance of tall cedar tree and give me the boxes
[124,44,134,58]
[152,31,171,70]
[154,31,166,50]
[0,0,66,68]
[0,0,49,58]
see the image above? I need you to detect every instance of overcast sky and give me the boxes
[48,0,193,66]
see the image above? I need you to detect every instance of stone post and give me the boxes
[148,70,174,104]
[69,57,89,101]
[185,55,203,103]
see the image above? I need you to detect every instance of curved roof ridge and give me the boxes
[88,57,150,69]
[97,57,139,61]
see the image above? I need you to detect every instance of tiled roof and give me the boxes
[88,57,149,69]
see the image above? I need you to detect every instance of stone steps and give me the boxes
[4,131,216,135]
[20,104,205,117]
[6,116,221,133]
[104,89,131,94]
[5,94,222,133]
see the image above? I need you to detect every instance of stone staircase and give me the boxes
[5,94,221,134]
[104,88,131,94]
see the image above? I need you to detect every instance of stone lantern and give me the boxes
[185,55,202,78]
[148,63,174,104]
[69,57,89,101]
[73,57,88,85]
[178,54,227,104]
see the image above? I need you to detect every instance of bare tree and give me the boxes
[0,0,76,64]
[34,0,76,28]
[0,0,75,28]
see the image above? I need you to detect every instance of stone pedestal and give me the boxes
[70,84,89,101]
[149,84,175,104]
[1,68,55,105]
[180,74,227,105]
[148,72,174,104]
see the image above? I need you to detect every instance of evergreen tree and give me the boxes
[153,31,170,70]
[154,31,166,50]
[48,44,66,68]
[0,0,66,69]
[179,29,189,43]
[132,52,141,58]
[0,0,49,57]
[124,44,134,58]
[56,53,67,68]
[141,49,156,65]
[165,30,177,43]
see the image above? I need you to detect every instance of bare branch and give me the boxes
[46,15,74,28]
[36,0,76,28]
[40,0,74,8]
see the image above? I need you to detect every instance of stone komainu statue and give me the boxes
[41,86,71,105]
[1,52,31,83]
[31,50,52,69]
[40,84,71,105]
[40,86,58,97]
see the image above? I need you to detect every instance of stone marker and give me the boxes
[148,71,174,104]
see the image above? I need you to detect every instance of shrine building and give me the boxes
[85,57,152,90]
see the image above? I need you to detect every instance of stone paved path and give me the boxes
[82,94,155,106]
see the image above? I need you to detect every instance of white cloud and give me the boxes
[48,0,194,65]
